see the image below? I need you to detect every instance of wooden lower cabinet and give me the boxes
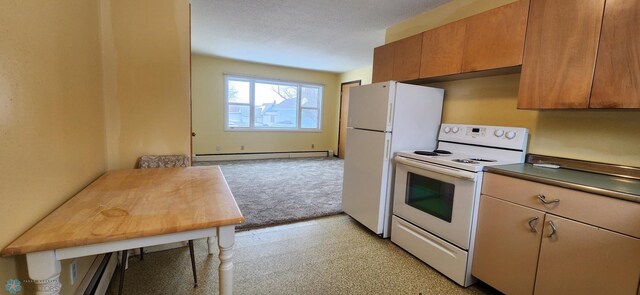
[535,215,640,295]
[472,195,544,295]
[473,184,640,294]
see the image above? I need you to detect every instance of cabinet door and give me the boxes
[419,20,465,78]
[472,195,545,295]
[392,33,423,81]
[590,0,640,108]
[372,43,394,83]
[462,0,529,72]
[535,215,640,295]
[518,0,606,109]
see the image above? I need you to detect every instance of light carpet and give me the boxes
[194,157,344,230]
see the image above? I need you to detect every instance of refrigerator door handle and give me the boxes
[395,157,477,180]
[384,139,391,160]
[387,103,394,126]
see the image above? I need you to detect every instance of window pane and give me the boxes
[227,80,250,103]
[228,104,250,127]
[301,109,319,129]
[254,82,297,128]
[301,86,320,107]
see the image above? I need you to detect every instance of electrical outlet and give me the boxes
[240,145,244,151]
[216,145,221,152]
[70,258,78,285]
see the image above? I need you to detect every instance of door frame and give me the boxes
[189,3,193,162]
[337,80,362,158]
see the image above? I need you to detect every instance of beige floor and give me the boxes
[107,214,500,294]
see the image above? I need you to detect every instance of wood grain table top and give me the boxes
[1,166,244,256]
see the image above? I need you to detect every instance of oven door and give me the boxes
[393,156,478,250]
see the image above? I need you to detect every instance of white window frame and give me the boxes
[223,75,323,132]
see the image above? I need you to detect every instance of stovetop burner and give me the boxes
[452,159,479,164]
[414,149,452,156]
[468,158,497,162]
[433,149,452,154]
[414,151,438,156]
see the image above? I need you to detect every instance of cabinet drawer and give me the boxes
[482,173,640,238]
[391,216,471,286]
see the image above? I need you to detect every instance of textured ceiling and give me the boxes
[191,0,451,73]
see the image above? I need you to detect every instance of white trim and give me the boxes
[55,228,216,260]
[223,74,323,131]
[249,80,255,128]
[222,72,325,86]
[141,241,188,254]
[296,86,302,129]
[193,151,329,162]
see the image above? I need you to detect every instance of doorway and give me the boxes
[337,80,361,159]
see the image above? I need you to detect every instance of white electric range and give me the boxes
[391,123,529,287]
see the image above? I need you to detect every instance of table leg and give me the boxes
[217,225,235,295]
[26,251,62,295]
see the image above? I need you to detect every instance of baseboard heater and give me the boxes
[77,253,117,295]
[193,150,333,162]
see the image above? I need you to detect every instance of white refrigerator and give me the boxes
[341,81,444,238]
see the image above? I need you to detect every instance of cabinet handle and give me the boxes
[537,194,560,205]
[527,217,539,232]
[547,220,558,238]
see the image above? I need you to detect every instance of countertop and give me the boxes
[484,164,640,203]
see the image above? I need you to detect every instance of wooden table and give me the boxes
[1,166,244,295]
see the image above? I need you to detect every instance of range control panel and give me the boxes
[438,124,529,150]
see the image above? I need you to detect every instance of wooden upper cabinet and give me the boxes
[518,0,606,109]
[462,0,529,72]
[419,0,529,79]
[420,20,466,78]
[590,0,640,108]
[372,34,423,83]
[392,33,423,81]
[372,43,394,83]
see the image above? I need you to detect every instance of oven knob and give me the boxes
[505,131,517,139]
[444,126,451,133]
[452,127,460,133]
[494,129,505,137]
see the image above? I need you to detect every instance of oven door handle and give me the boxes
[396,157,477,180]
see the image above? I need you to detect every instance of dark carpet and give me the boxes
[194,157,344,230]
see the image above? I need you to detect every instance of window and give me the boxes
[224,75,323,131]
